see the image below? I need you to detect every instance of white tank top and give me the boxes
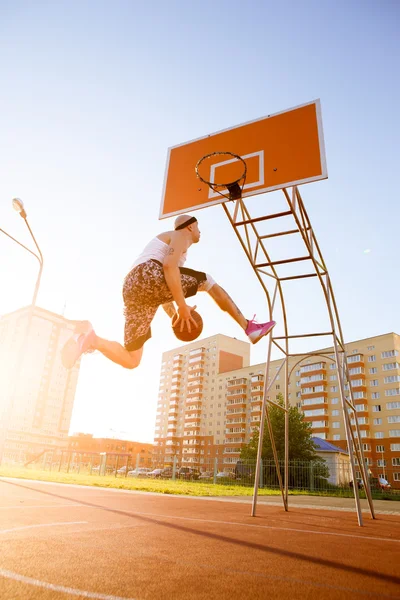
[132,237,187,269]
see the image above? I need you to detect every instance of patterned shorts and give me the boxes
[123,259,208,351]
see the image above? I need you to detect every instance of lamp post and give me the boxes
[0,199,44,464]
[11,198,44,307]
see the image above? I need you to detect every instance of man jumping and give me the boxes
[61,214,276,370]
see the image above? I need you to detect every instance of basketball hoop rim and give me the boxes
[195,151,247,188]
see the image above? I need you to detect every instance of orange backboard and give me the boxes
[159,100,327,219]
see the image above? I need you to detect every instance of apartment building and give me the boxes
[0,306,80,463]
[154,332,400,483]
[153,335,250,468]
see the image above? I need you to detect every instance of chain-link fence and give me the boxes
[23,450,400,498]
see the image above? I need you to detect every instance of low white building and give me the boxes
[312,437,350,486]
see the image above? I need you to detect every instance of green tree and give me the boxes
[241,395,320,462]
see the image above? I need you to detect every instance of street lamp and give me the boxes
[0,199,44,464]
[11,198,44,307]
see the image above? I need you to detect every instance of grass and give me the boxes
[0,466,398,501]
[0,466,281,497]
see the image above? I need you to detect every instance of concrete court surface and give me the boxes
[0,477,399,600]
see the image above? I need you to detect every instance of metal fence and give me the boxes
[23,451,400,498]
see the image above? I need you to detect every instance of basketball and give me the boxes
[172,310,203,342]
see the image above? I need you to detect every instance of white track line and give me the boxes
[0,504,82,510]
[0,521,88,534]
[0,569,136,599]
[1,498,398,544]
[127,510,400,544]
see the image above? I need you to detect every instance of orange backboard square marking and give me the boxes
[160,100,327,219]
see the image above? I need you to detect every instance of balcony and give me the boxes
[301,388,328,397]
[185,404,202,414]
[187,371,204,379]
[346,354,365,367]
[223,447,243,454]
[300,376,327,388]
[301,398,328,409]
[225,432,246,440]
[227,408,246,415]
[251,386,263,395]
[227,379,247,391]
[187,388,203,397]
[226,399,247,408]
[227,387,247,397]
[188,364,204,373]
[300,362,327,374]
[350,379,367,391]
[189,347,205,356]
[187,380,203,389]
[184,413,201,422]
[226,418,246,426]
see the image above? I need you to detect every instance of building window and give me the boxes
[385,389,400,397]
[367,355,376,362]
[392,458,400,466]
[373,405,381,412]
[389,430,400,437]
[388,415,400,424]
[390,444,400,451]
[332,410,339,416]
[382,350,398,359]
[374,432,384,439]
[369,368,377,374]
[333,434,340,441]
[370,380,379,387]
[376,445,385,452]
[384,376,400,384]
[331,398,339,405]
[332,422,340,429]
[373,418,382,425]
[383,362,400,371]
[386,401,400,409]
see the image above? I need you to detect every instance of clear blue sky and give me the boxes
[0,0,399,442]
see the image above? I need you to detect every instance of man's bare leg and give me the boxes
[207,284,248,330]
[95,335,143,369]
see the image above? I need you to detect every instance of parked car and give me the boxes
[117,465,130,474]
[160,467,173,479]
[349,479,364,489]
[370,476,391,491]
[91,464,114,474]
[127,467,152,478]
[177,467,200,481]
[198,471,213,480]
[234,460,254,481]
[147,468,163,478]
[216,471,235,480]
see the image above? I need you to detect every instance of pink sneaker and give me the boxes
[61,324,97,369]
[245,315,276,345]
